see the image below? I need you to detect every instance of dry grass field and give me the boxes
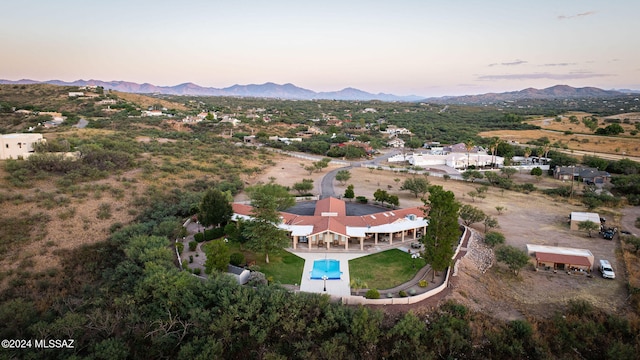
[480,111,640,158]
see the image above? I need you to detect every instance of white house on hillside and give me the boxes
[0,133,45,159]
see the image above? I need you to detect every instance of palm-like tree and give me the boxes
[523,147,532,165]
[541,143,551,164]
[464,140,475,169]
[488,137,501,168]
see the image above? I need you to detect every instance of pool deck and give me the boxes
[293,251,371,296]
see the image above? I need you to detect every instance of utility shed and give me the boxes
[527,244,594,272]
[569,212,601,231]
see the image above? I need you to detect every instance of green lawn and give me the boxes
[225,241,304,285]
[349,249,419,290]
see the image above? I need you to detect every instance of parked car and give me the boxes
[599,260,615,279]
[603,229,615,240]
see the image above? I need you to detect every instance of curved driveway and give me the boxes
[319,150,401,198]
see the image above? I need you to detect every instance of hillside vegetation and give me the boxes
[1,84,640,358]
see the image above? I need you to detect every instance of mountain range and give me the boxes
[0,79,636,102]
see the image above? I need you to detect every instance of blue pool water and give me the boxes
[310,259,342,280]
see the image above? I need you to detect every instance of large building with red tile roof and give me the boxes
[232,197,429,251]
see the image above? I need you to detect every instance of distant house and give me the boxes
[243,135,257,144]
[98,99,117,105]
[386,138,405,148]
[219,116,241,126]
[383,125,412,136]
[0,133,45,159]
[141,110,164,117]
[554,166,611,184]
[68,92,84,97]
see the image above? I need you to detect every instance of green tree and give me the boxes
[373,189,390,205]
[461,170,483,182]
[501,167,517,179]
[421,185,461,279]
[335,169,352,185]
[578,220,600,238]
[530,167,543,176]
[464,140,474,169]
[484,231,505,247]
[400,177,430,198]
[350,277,368,295]
[204,239,230,273]
[459,204,486,226]
[243,183,294,263]
[292,178,314,194]
[344,184,355,200]
[199,188,233,228]
[496,245,530,275]
[405,138,423,150]
[483,215,499,233]
[387,194,399,208]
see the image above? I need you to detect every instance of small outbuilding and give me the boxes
[569,212,601,231]
[527,244,594,272]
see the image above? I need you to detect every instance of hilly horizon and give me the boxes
[0,78,637,102]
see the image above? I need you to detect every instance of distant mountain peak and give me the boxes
[427,85,633,104]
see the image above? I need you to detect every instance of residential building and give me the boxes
[0,133,45,159]
[554,166,611,184]
[386,138,405,148]
[232,197,428,251]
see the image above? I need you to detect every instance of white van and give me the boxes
[599,260,615,279]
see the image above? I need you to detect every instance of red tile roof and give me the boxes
[314,197,346,216]
[234,197,428,237]
[536,252,592,267]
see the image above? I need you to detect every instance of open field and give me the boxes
[480,111,640,159]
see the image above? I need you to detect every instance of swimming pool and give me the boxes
[310,259,342,280]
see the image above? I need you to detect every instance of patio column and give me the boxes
[389,232,393,245]
[293,235,298,249]
[345,236,348,250]
[374,233,378,245]
[360,237,364,251]
[401,231,405,242]
[413,229,417,240]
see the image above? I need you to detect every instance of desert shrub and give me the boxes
[188,241,197,251]
[97,203,112,219]
[194,233,204,242]
[419,280,428,287]
[409,289,416,295]
[193,268,201,275]
[204,227,225,241]
[356,196,368,204]
[399,290,408,297]
[175,242,184,254]
[530,167,543,176]
[365,289,380,299]
[230,252,245,266]
[543,186,572,197]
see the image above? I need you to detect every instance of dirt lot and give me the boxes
[249,153,633,320]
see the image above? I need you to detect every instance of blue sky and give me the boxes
[2,0,639,97]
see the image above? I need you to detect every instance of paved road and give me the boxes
[319,149,402,198]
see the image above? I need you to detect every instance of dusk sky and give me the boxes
[2,0,639,97]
